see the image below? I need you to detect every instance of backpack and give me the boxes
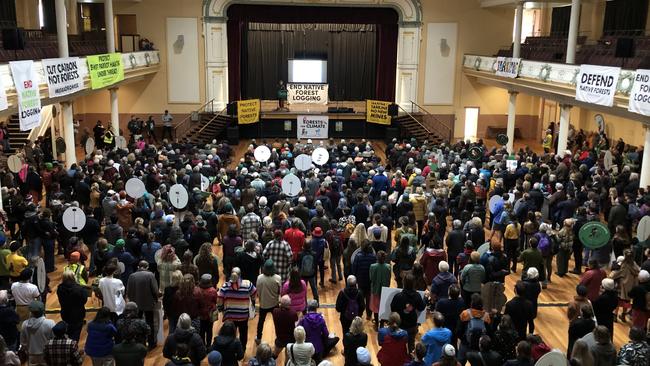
[465,309,486,349]
[343,291,359,320]
[328,230,342,255]
[400,232,418,248]
[537,234,551,256]
[300,252,315,277]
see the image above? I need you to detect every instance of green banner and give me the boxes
[87,53,124,89]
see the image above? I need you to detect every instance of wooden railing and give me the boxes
[397,104,435,137]
[409,100,453,142]
[173,99,216,139]
[194,107,228,137]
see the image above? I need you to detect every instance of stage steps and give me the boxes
[394,113,445,144]
[186,112,233,145]
[6,115,30,153]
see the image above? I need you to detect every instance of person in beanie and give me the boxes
[20,300,55,365]
[255,259,281,344]
[310,227,328,287]
[593,278,619,338]
[198,274,219,346]
[43,321,83,366]
[207,350,223,366]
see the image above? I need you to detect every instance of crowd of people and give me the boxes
[0,119,649,366]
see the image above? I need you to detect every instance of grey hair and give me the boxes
[0,290,7,304]
[346,275,357,287]
[177,313,193,330]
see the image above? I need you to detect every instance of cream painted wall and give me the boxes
[568,107,647,147]
[74,0,205,117]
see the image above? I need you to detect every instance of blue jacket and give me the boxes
[85,321,117,357]
[421,327,452,365]
[352,250,377,289]
[372,174,390,193]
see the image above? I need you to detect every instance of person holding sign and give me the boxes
[389,274,426,353]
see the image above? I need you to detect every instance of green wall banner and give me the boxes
[87,53,124,89]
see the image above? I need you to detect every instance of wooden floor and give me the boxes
[46,138,632,366]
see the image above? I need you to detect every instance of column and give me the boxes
[105,0,120,137]
[566,0,581,64]
[513,1,524,58]
[557,104,571,156]
[506,91,518,153]
[56,0,77,167]
[640,127,650,191]
[110,88,120,136]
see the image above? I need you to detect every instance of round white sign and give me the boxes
[311,148,329,165]
[7,155,22,173]
[201,175,210,191]
[125,177,146,199]
[115,136,127,149]
[295,154,312,171]
[169,184,189,209]
[637,215,650,243]
[62,206,86,233]
[489,195,503,214]
[282,174,302,197]
[254,145,271,162]
[85,137,95,155]
[534,351,568,366]
[477,242,490,256]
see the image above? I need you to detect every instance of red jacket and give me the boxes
[284,228,305,261]
[579,268,607,302]
[420,249,447,283]
[198,286,218,320]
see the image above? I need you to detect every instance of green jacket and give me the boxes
[369,263,391,295]
[520,248,544,274]
[460,263,485,293]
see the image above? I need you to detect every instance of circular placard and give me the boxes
[489,195,503,214]
[62,206,86,233]
[115,136,127,149]
[254,145,271,162]
[201,175,210,191]
[169,184,189,209]
[7,155,22,173]
[55,137,66,153]
[637,216,650,243]
[477,242,490,256]
[579,221,611,249]
[468,146,483,161]
[295,154,312,171]
[281,174,302,197]
[85,137,95,155]
[496,134,509,146]
[311,147,329,165]
[534,351,568,366]
[125,177,146,199]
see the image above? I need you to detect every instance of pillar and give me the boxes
[62,103,76,167]
[640,127,650,191]
[506,91,518,153]
[557,104,571,156]
[56,0,77,167]
[104,0,116,53]
[566,0,581,64]
[513,1,524,58]
[110,88,120,136]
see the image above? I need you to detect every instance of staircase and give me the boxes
[6,115,30,152]
[185,112,233,145]
[394,112,445,144]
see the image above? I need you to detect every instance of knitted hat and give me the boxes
[356,347,371,365]
[115,239,125,248]
[601,278,616,291]
[207,351,222,366]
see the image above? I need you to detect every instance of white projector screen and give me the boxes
[288,59,327,83]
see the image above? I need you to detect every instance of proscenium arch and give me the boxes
[202,0,422,26]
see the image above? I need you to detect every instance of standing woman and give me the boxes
[370,251,392,327]
[194,242,220,287]
[342,317,368,366]
[56,270,88,341]
[377,312,410,366]
[221,224,243,278]
[555,219,574,277]
[281,268,308,314]
[173,274,202,322]
[156,245,181,291]
[391,236,416,288]
[85,307,118,366]
[163,270,183,334]
[609,249,640,322]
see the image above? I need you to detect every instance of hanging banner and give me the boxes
[575,64,620,107]
[366,100,392,125]
[42,57,84,98]
[628,69,650,116]
[0,76,8,112]
[10,60,41,131]
[297,115,329,139]
[287,83,328,105]
[87,53,124,89]
[495,57,521,78]
[237,99,261,124]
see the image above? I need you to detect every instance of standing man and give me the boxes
[504,281,534,341]
[162,110,174,141]
[126,261,159,349]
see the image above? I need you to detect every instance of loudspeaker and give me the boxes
[616,38,634,58]
[227,126,239,145]
[2,28,25,50]
[227,102,237,116]
[388,104,398,117]
[385,127,399,143]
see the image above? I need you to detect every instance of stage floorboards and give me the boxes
[51,138,631,366]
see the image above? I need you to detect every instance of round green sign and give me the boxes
[468,146,483,161]
[496,134,509,146]
[579,221,611,249]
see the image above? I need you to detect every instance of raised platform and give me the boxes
[259,100,367,120]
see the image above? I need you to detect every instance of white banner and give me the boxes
[42,57,84,98]
[0,76,8,112]
[495,57,521,78]
[10,60,42,131]
[287,83,328,105]
[297,115,329,139]
[575,64,620,107]
[628,69,650,116]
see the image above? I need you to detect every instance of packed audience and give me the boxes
[0,119,649,366]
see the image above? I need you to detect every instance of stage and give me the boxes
[258,100,367,120]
